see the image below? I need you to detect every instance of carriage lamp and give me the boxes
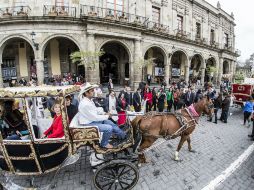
[30,31,39,50]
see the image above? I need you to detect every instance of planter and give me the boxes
[88,12,97,16]
[58,11,68,17]
[17,12,28,17]
[48,11,57,16]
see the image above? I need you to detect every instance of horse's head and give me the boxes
[201,95,214,117]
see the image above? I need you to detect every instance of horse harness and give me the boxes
[140,108,199,140]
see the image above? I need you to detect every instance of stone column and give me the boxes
[164,64,170,87]
[218,57,223,85]
[133,39,142,90]
[185,59,190,84]
[201,59,206,86]
[35,59,44,85]
[0,61,3,88]
[87,33,99,83]
[165,55,172,86]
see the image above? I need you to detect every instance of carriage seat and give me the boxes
[69,114,101,142]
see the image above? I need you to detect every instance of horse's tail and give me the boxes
[131,116,143,153]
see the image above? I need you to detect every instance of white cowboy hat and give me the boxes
[78,82,98,99]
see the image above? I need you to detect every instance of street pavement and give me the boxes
[1,107,254,190]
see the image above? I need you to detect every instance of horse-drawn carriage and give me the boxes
[0,86,140,190]
[0,85,214,190]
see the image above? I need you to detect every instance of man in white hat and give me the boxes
[78,83,127,149]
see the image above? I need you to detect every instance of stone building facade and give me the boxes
[0,0,240,87]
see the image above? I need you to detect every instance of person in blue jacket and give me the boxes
[243,96,254,127]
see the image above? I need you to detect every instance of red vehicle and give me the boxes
[232,83,254,105]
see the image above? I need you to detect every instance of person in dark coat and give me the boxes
[124,87,133,107]
[220,92,231,123]
[19,77,27,86]
[65,96,78,122]
[147,74,152,86]
[133,88,142,112]
[157,88,166,112]
[93,93,106,112]
[108,78,114,92]
[212,93,223,124]
[152,87,157,111]
[177,89,186,110]
[118,85,127,99]
[184,87,195,107]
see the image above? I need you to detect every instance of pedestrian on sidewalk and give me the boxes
[144,87,153,112]
[212,93,222,124]
[166,87,174,112]
[242,96,254,127]
[157,88,166,112]
[220,92,231,123]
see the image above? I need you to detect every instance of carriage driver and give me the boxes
[78,83,127,149]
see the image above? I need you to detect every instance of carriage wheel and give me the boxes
[94,160,139,190]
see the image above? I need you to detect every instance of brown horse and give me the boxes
[132,96,214,163]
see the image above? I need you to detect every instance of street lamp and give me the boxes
[30,31,39,50]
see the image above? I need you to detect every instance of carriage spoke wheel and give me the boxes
[94,160,139,190]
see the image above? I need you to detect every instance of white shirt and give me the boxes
[78,97,109,125]
[109,96,116,112]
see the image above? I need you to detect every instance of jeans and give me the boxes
[90,120,126,147]
[220,110,229,123]
[6,134,21,140]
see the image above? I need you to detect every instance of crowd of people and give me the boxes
[7,73,86,87]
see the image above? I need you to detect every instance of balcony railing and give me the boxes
[80,5,149,26]
[174,29,191,39]
[0,6,31,17]
[43,5,76,17]
[146,21,170,33]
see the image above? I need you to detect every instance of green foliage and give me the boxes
[234,72,244,80]
[70,50,105,70]
[206,66,217,74]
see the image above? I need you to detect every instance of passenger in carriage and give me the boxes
[78,83,127,149]
[42,102,64,138]
[65,95,78,123]
[0,102,9,139]
[3,100,29,140]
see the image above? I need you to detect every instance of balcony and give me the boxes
[174,29,190,40]
[146,21,169,33]
[80,5,149,27]
[43,5,76,17]
[0,6,31,18]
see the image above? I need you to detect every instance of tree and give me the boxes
[70,50,105,70]
[134,58,155,80]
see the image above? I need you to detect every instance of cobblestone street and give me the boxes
[1,107,254,190]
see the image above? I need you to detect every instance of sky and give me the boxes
[206,0,254,62]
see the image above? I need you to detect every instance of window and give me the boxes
[224,33,229,48]
[14,0,28,6]
[152,6,160,24]
[107,0,124,12]
[177,15,183,32]
[55,0,69,7]
[196,22,201,39]
[210,29,215,43]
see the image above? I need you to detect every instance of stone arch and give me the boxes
[171,50,189,80]
[205,56,217,83]
[190,54,204,78]
[98,40,132,84]
[143,45,167,84]
[0,35,36,82]
[41,35,81,77]
[0,34,36,56]
[223,60,230,74]
[97,39,133,63]
[143,44,167,62]
[40,34,81,59]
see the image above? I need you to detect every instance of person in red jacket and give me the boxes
[42,102,64,138]
[144,87,153,112]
